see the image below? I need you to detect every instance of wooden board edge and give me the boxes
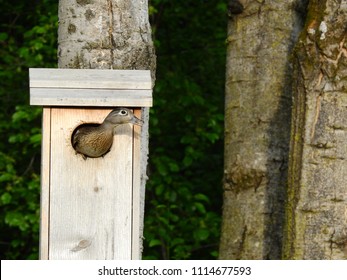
[30,88,153,107]
[39,107,51,260]
[29,68,152,89]
[131,109,142,260]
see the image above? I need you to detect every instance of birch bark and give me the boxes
[57,0,156,258]
[284,0,347,259]
[220,0,306,259]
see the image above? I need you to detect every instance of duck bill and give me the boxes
[130,116,144,126]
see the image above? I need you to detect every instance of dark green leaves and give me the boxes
[143,0,227,259]
[0,0,57,259]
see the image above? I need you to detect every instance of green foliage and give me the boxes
[143,0,226,259]
[0,0,58,259]
[0,0,226,260]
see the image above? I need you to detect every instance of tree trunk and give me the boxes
[57,0,156,258]
[283,0,347,259]
[220,0,306,259]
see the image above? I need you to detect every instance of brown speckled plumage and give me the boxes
[72,108,142,159]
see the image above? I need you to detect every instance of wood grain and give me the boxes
[48,108,133,259]
[30,88,152,107]
[39,108,51,260]
[131,109,141,259]
[29,68,152,107]
[29,68,151,89]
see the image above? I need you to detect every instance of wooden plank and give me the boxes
[29,68,151,89]
[131,109,142,259]
[39,108,51,260]
[48,108,133,259]
[30,88,152,107]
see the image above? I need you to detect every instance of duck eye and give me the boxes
[120,110,127,115]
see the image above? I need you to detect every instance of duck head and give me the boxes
[104,108,143,127]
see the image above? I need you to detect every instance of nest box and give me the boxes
[29,68,152,259]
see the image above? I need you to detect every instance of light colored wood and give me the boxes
[29,68,151,89]
[48,108,133,259]
[31,68,151,259]
[39,108,51,260]
[131,109,142,259]
[30,88,152,107]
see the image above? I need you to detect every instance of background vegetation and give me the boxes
[0,0,226,259]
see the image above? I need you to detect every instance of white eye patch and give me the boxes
[119,109,128,115]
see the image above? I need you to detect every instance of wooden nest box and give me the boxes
[29,68,152,259]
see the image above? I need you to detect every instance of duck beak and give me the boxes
[131,115,143,126]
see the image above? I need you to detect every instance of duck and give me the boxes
[72,108,142,159]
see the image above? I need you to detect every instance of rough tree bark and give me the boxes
[57,0,156,258]
[220,0,306,259]
[284,0,347,259]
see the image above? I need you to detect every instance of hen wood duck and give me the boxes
[72,108,142,159]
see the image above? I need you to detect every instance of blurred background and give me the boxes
[0,0,226,259]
